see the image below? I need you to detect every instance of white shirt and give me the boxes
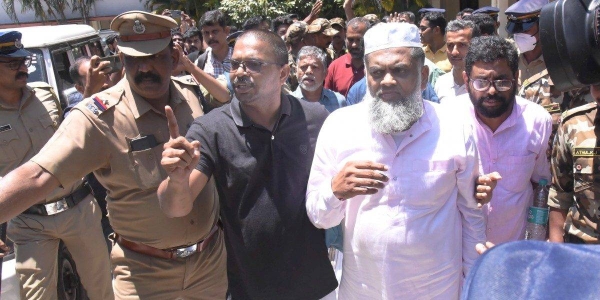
[306,100,486,300]
[435,70,467,104]
[451,95,552,244]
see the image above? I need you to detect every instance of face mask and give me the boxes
[513,33,537,53]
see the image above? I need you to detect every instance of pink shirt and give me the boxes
[306,100,486,299]
[451,95,552,244]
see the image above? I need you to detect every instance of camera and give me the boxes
[539,0,600,92]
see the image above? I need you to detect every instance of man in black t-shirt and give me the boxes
[158,29,337,299]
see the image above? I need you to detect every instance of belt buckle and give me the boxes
[174,244,197,258]
[45,199,69,216]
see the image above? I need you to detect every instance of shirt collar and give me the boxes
[230,94,291,128]
[292,87,326,102]
[122,79,184,119]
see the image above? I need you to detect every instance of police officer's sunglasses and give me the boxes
[0,56,32,70]
[505,17,538,34]
[229,59,281,74]
[469,78,514,92]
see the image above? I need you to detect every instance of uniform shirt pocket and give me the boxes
[129,144,166,190]
[406,159,458,208]
[0,128,19,163]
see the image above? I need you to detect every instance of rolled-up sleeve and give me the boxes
[549,120,574,209]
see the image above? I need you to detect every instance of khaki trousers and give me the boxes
[7,194,113,300]
[111,228,227,300]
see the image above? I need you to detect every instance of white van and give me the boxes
[1,24,107,300]
[16,24,106,107]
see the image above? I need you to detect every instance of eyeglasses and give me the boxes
[0,57,32,70]
[230,59,280,74]
[469,78,514,92]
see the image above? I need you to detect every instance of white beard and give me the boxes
[367,82,424,134]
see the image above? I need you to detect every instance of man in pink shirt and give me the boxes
[456,35,552,244]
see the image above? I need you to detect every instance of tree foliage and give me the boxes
[2,0,98,24]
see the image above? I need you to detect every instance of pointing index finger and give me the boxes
[165,105,180,139]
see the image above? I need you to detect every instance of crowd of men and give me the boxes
[0,0,598,298]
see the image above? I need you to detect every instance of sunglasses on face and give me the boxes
[0,56,32,70]
[229,59,280,74]
[469,78,514,92]
[505,17,538,34]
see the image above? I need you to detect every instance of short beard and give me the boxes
[367,81,424,134]
[298,75,321,92]
[469,86,516,118]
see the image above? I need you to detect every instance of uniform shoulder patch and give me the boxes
[561,102,597,122]
[82,95,118,116]
[171,75,198,87]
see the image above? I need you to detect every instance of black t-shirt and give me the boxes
[186,94,337,300]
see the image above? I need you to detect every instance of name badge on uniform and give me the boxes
[573,147,600,157]
[0,124,12,133]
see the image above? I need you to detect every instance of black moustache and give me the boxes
[134,72,161,85]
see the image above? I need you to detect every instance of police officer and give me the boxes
[306,18,339,66]
[0,31,113,299]
[548,84,600,244]
[0,11,229,299]
[505,0,563,149]
[472,6,500,32]
[285,21,310,92]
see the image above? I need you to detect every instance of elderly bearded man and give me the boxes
[306,22,486,299]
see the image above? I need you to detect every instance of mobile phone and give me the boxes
[170,10,182,19]
[98,55,123,74]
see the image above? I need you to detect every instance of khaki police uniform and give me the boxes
[30,75,227,299]
[549,102,600,243]
[1,82,112,300]
[28,11,226,299]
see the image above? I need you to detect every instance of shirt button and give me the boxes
[190,220,195,225]
[29,128,33,132]
[271,135,275,140]
[393,177,398,181]
[409,134,413,137]
[395,153,399,157]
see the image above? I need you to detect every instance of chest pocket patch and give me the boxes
[129,143,166,190]
[0,128,19,163]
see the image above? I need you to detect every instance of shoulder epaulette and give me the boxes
[27,81,53,89]
[561,102,597,122]
[172,75,198,87]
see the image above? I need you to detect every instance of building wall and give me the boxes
[0,0,146,29]
[427,0,517,37]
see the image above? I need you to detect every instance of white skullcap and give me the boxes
[364,22,422,56]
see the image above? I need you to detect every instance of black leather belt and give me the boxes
[23,183,91,216]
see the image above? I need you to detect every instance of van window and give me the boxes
[26,48,47,83]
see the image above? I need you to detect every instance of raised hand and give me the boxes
[83,55,110,97]
[161,105,200,183]
[332,160,389,200]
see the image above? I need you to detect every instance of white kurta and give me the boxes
[306,100,486,300]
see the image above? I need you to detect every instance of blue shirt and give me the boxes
[346,77,440,105]
[291,87,347,113]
